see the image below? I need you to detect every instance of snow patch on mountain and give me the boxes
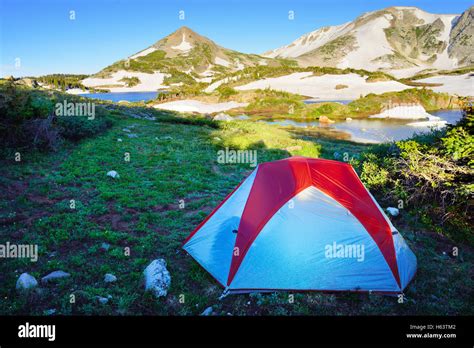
[154,100,247,113]
[337,15,393,70]
[215,57,231,67]
[265,22,353,58]
[416,73,473,96]
[234,72,411,99]
[172,33,193,52]
[129,47,157,59]
[82,70,168,92]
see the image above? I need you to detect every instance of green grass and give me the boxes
[0,103,472,316]
[236,88,460,122]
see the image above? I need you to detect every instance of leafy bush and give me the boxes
[119,77,140,87]
[360,154,390,189]
[358,108,474,244]
[216,85,237,99]
[0,82,113,151]
[56,111,113,141]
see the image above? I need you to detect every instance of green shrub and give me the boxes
[358,108,474,244]
[0,82,113,151]
[360,158,390,189]
[216,85,237,99]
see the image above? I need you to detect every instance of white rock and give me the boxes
[16,273,38,291]
[213,113,233,121]
[96,296,109,304]
[200,306,213,316]
[127,133,138,138]
[122,128,131,133]
[117,138,123,142]
[42,270,70,283]
[143,259,171,298]
[106,170,120,179]
[104,273,117,283]
[346,117,353,122]
[386,207,400,217]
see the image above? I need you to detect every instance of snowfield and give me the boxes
[154,100,248,113]
[172,33,193,52]
[129,47,157,60]
[234,72,411,99]
[416,73,473,96]
[264,22,353,58]
[82,70,169,92]
[369,105,435,119]
[337,15,394,71]
[215,57,231,67]
[65,88,88,95]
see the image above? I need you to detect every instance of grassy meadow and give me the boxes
[0,82,473,316]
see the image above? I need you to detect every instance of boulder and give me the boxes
[42,270,70,283]
[319,116,335,124]
[143,259,171,298]
[16,273,38,291]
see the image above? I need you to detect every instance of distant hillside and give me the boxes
[264,6,474,77]
[82,26,290,91]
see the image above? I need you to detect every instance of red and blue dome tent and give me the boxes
[183,157,416,294]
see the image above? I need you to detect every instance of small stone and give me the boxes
[200,306,213,316]
[386,207,399,216]
[42,270,71,283]
[101,242,110,251]
[96,296,109,304]
[16,273,38,291]
[117,138,123,142]
[104,273,117,283]
[213,113,233,121]
[44,309,56,315]
[122,128,131,133]
[346,117,353,122]
[106,170,120,179]
[127,133,138,138]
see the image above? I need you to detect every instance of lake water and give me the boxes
[79,91,159,102]
[265,110,463,143]
[303,99,353,105]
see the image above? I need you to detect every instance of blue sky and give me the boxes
[1,0,472,77]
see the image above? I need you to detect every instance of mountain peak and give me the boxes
[174,26,195,34]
